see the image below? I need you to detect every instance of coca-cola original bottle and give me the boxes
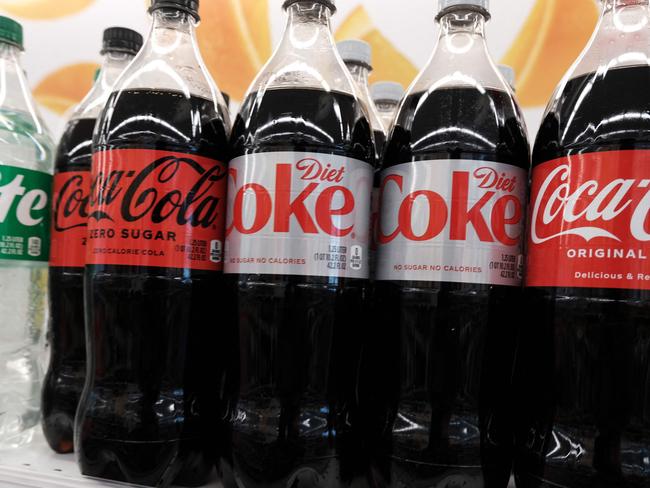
[224,0,375,486]
[76,1,231,486]
[43,26,142,455]
[516,1,650,487]
[369,0,530,486]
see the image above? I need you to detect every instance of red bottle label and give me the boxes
[526,150,650,290]
[87,149,227,271]
[50,171,90,268]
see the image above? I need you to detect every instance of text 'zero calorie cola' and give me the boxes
[224,0,375,486]
[369,0,529,487]
[42,27,142,455]
[0,16,54,450]
[76,1,231,486]
[516,1,650,487]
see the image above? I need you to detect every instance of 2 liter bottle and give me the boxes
[516,0,650,487]
[0,16,54,450]
[74,0,231,486]
[369,0,529,487]
[224,0,375,486]
[43,26,143,455]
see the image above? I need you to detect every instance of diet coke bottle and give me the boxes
[43,26,142,455]
[76,1,231,486]
[515,1,650,487]
[224,0,375,486]
[368,0,530,486]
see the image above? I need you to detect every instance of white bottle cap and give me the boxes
[437,0,490,19]
[371,82,405,103]
[498,65,516,88]
[337,40,372,69]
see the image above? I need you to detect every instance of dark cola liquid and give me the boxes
[227,87,374,488]
[515,65,650,488]
[368,87,529,488]
[77,89,231,487]
[42,117,94,453]
[374,130,387,161]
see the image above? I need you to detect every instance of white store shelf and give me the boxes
[0,431,517,488]
[0,431,221,488]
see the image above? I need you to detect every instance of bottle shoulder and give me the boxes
[55,118,95,172]
[95,89,229,160]
[230,87,375,164]
[0,109,54,173]
[383,86,530,170]
[533,65,650,165]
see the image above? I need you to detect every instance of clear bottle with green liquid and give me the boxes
[0,16,54,449]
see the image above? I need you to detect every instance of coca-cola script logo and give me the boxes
[227,157,362,237]
[530,162,650,244]
[89,155,227,228]
[526,152,650,290]
[87,149,228,271]
[54,173,90,232]
[379,166,523,245]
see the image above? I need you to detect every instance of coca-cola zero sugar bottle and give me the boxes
[76,1,231,485]
[516,1,650,487]
[43,26,142,455]
[369,0,529,486]
[224,0,375,486]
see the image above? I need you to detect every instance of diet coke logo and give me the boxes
[530,162,650,244]
[379,166,524,246]
[89,155,227,228]
[54,173,89,232]
[227,157,358,237]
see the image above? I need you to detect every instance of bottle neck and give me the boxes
[432,9,492,70]
[118,6,221,103]
[569,0,650,78]
[346,61,385,133]
[347,63,370,88]
[412,9,504,92]
[283,2,335,54]
[149,8,197,57]
[438,9,487,40]
[603,0,650,11]
[0,42,43,129]
[98,51,134,89]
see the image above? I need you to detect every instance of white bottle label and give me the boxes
[377,159,527,285]
[225,152,373,279]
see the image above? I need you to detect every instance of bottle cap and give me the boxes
[337,40,372,70]
[498,64,516,88]
[0,16,23,51]
[371,82,405,103]
[437,0,490,20]
[283,0,336,14]
[101,27,144,56]
[149,0,200,21]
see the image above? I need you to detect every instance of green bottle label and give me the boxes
[0,165,52,262]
